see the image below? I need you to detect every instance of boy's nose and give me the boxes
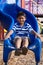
[20,19,23,21]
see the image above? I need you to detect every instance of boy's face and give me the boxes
[17,16,26,24]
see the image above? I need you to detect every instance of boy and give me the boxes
[5,11,41,55]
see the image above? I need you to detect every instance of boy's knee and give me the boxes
[15,36,22,41]
[15,36,21,39]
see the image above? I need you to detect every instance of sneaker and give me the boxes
[22,47,28,55]
[15,49,22,56]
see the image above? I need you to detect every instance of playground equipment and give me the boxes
[0,3,42,65]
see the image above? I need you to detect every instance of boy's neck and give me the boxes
[20,23,24,27]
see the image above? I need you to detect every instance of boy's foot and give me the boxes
[15,49,22,56]
[22,47,28,55]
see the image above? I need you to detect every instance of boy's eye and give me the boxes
[19,18,23,19]
[19,18,24,19]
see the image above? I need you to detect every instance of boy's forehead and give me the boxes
[18,15,26,18]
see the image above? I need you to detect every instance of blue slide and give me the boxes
[0,3,42,65]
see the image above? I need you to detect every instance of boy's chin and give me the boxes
[21,22,24,24]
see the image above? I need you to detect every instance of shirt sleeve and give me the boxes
[12,25,16,32]
[28,24,33,33]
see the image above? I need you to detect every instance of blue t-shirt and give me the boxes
[12,22,33,37]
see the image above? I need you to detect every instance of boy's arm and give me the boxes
[31,30,41,39]
[4,30,13,40]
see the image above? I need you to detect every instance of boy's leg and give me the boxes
[22,37,29,55]
[13,36,22,56]
[22,37,29,48]
[14,36,22,49]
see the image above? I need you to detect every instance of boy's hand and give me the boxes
[31,30,41,39]
[35,34,41,39]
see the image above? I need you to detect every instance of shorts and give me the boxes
[13,36,30,43]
